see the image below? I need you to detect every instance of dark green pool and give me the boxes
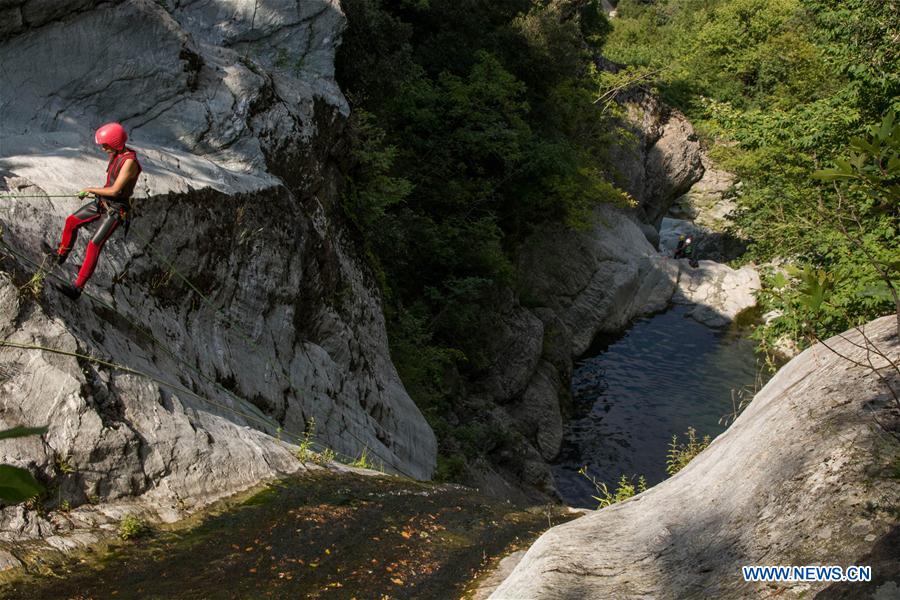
[552,305,764,508]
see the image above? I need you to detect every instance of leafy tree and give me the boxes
[605,0,899,356]
[336,0,627,479]
[811,111,900,336]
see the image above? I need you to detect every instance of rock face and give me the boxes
[669,154,738,231]
[517,205,679,356]
[663,154,747,262]
[0,0,436,546]
[492,315,900,599]
[607,88,705,230]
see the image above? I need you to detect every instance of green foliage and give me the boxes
[349,447,381,471]
[434,453,466,482]
[296,418,317,463]
[0,465,44,504]
[118,515,150,541]
[342,110,413,234]
[579,467,647,509]
[813,110,900,204]
[0,426,49,441]
[55,455,76,475]
[666,427,711,476]
[606,0,899,353]
[334,0,639,483]
[0,426,46,504]
[294,418,339,466]
[314,448,337,466]
[20,268,47,298]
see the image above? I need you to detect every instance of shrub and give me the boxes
[666,427,711,476]
[296,418,317,463]
[349,447,379,471]
[579,468,648,509]
[118,515,149,540]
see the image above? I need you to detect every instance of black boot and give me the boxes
[41,241,67,266]
[54,282,82,301]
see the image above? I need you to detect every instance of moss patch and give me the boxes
[0,471,579,599]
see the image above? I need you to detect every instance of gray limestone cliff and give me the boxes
[0,0,436,551]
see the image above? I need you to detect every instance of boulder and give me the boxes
[672,260,760,327]
[492,315,900,599]
[606,88,705,228]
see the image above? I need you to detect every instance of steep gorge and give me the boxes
[0,0,762,546]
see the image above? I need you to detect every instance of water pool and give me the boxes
[552,305,763,508]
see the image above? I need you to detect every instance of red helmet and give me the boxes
[94,122,127,151]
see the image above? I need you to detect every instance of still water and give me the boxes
[552,305,763,508]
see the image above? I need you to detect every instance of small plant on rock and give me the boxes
[666,427,711,476]
[579,467,647,509]
[313,447,336,466]
[296,418,316,463]
[20,269,46,299]
[349,447,382,471]
[118,515,149,540]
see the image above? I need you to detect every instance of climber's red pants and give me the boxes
[57,199,123,289]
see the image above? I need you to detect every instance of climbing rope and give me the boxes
[123,213,420,479]
[0,339,363,467]
[0,237,401,474]
[0,236,276,424]
[0,194,83,198]
[0,195,418,478]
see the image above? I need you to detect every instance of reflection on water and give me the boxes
[552,305,762,508]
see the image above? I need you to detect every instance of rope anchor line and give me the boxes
[0,339,366,469]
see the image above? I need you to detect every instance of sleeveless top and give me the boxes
[104,148,142,200]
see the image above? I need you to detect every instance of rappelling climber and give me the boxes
[47,123,142,300]
[673,234,699,268]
